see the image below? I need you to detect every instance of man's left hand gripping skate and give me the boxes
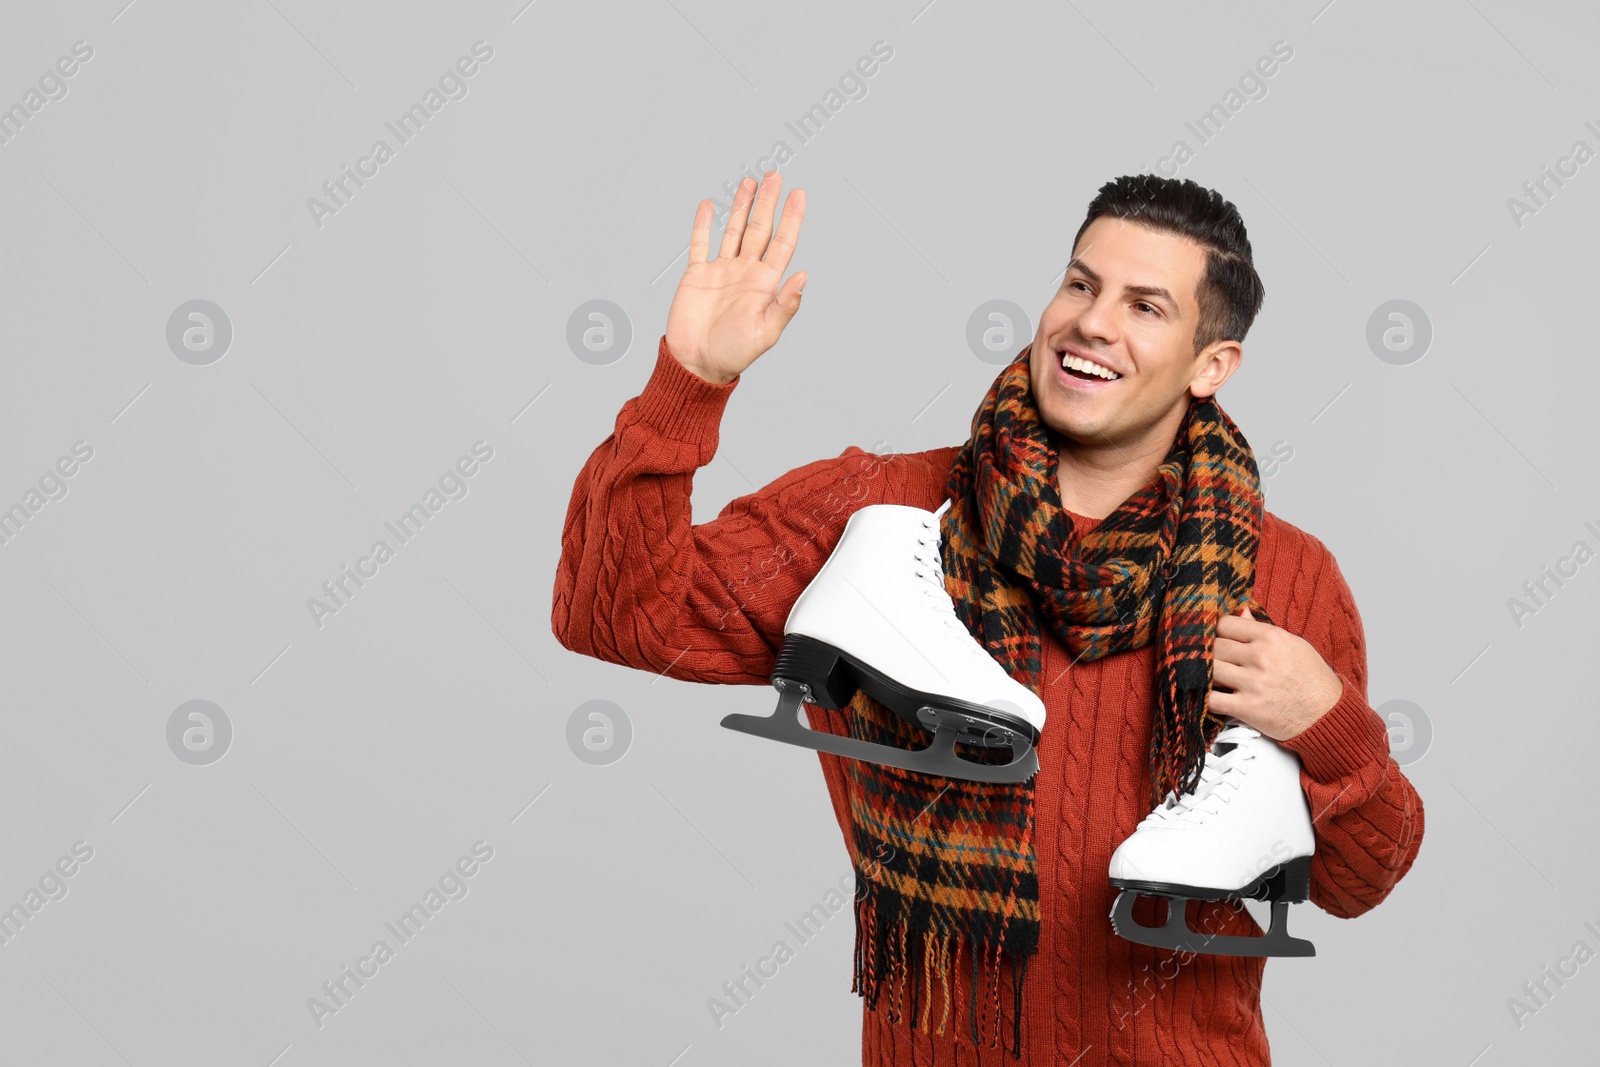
[1208,607,1343,742]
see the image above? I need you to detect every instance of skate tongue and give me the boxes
[1148,738,1244,824]
[1210,721,1258,755]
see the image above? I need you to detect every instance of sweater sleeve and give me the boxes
[1278,544,1426,920]
[551,334,904,688]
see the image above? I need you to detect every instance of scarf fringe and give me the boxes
[852,875,1032,1059]
[1152,670,1229,807]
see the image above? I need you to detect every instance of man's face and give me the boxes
[1030,215,1238,452]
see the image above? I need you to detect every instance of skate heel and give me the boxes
[1260,855,1313,903]
[772,634,858,709]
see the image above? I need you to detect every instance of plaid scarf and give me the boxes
[845,342,1272,1057]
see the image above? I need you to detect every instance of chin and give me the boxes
[1035,365,1103,417]
[1046,418,1099,448]
[1033,395,1090,443]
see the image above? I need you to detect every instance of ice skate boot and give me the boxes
[1108,718,1317,957]
[720,499,1045,783]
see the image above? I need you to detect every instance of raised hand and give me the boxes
[664,170,807,385]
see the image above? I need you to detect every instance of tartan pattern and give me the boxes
[844,343,1272,1058]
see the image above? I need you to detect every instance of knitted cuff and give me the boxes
[631,335,739,444]
[1279,671,1392,784]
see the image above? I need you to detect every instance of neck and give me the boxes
[1054,402,1189,520]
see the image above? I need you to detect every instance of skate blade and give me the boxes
[720,685,1039,785]
[772,633,1042,749]
[1108,891,1315,958]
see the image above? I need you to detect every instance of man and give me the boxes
[552,171,1424,1065]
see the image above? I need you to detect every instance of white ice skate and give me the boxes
[1108,718,1317,957]
[720,500,1046,783]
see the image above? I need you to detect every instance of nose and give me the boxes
[1075,293,1118,347]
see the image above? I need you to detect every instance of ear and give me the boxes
[1188,339,1242,399]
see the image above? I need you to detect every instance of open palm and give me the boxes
[665,170,807,385]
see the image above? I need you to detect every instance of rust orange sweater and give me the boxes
[552,336,1426,1066]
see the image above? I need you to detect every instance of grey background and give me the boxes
[0,0,1594,1064]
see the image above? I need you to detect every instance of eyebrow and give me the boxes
[1064,258,1181,314]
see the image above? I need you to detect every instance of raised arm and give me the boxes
[1279,545,1426,919]
[551,335,900,686]
[554,168,822,680]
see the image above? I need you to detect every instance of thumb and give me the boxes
[774,271,807,320]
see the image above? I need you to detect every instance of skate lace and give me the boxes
[913,499,977,645]
[1145,720,1259,826]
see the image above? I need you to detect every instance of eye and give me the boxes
[1067,279,1091,294]
[1135,302,1159,317]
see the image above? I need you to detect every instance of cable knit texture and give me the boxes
[552,336,1427,1066]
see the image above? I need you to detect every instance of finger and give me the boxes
[717,177,756,260]
[1239,605,1272,630]
[1206,688,1239,717]
[738,170,781,259]
[765,271,807,332]
[762,188,806,275]
[688,199,713,267]
[1210,657,1245,691]
[1215,612,1254,641]
[1212,634,1246,665]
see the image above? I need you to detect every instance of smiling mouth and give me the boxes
[1055,349,1122,383]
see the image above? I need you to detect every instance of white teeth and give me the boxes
[1060,352,1121,380]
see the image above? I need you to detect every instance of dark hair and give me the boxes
[1071,175,1264,357]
